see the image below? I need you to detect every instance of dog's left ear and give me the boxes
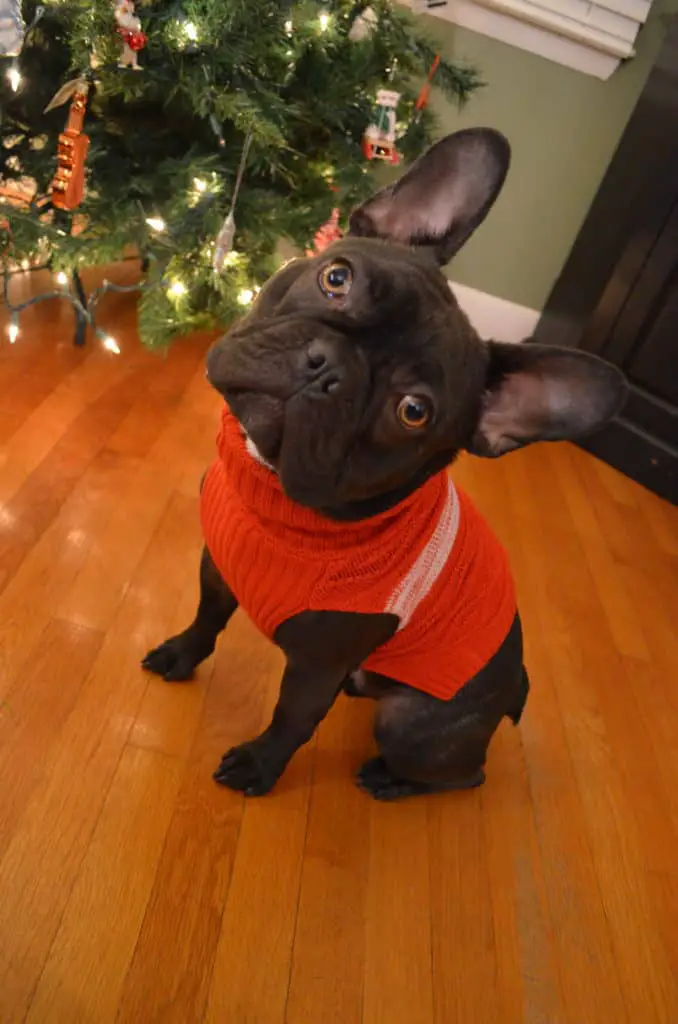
[348,128,510,264]
[468,342,628,457]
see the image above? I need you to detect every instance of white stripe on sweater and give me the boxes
[385,477,460,630]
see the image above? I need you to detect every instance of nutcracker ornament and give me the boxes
[114,0,146,70]
[362,89,402,165]
[51,83,90,211]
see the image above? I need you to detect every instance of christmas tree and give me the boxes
[0,1,480,348]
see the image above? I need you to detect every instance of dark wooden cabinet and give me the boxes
[534,17,678,505]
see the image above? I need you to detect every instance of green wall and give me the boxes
[427,0,678,310]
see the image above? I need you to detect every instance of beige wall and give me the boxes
[426,0,678,310]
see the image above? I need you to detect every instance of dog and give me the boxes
[143,128,627,800]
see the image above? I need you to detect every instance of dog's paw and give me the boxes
[356,757,486,801]
[356,757,426,801]
[213,743,278,796]
[141,634,203,682]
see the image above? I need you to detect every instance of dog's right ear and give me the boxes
[348,128,510,265]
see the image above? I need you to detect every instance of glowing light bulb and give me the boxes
[319,12,330,31]
[6,65,21,92]
[184,21,198,41]
[20,259,30,270]
[168,280,187,297]
[56,271,69,286]
[101,334,121,354]
[7,317,19,343]
[193,178,207,193]
[237,288,254,305]
[146,216,166,232]
[284,19,293,34]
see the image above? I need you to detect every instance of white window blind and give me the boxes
[403,0,654,78]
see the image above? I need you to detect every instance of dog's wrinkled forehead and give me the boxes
[245,237,454,338]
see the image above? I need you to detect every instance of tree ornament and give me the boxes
[0,0,24,57]
[362,89,402,165]
[114,0,146,70]
[348,5,377,42]
[51,83,90,211]
[213,210,235,271]
[305,208,343,257]
[413,54,441,122]
[212,130,253,272]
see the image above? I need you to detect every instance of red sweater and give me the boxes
[200,408,517,700]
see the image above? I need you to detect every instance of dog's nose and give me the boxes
[304,340,344,396]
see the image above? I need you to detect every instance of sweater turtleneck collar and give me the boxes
[215,406,443,554]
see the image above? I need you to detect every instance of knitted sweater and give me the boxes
[200,407,517,700]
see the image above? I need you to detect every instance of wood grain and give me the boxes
[24,746,182,1024]
[1,278,677,1023]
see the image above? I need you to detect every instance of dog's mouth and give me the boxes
[242,428,277,472]
[225,389,285,468]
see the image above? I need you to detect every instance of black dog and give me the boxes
[143,129,626,800]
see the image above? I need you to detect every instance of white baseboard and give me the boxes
[449,281,540,343]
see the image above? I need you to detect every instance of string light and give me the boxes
[184,21,198,41]
[7,315,19,344]
[193,178,207,193]
[319,12,330,31]
[96,329,121,354]
[56,271,69,286]
[20,259,30,270]
[168,280,187,297]
[6,64,21,92]
[237,288,254,305]
[284,19,293,34]
[146,216,166,232]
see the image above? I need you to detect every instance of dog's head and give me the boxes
[207,128,627,520]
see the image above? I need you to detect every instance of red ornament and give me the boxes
[118,28,147,51]
[51,86,90,211]
[305,208,343,257]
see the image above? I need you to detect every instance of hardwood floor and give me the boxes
[1,269,678,1023]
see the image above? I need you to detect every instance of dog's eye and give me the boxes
[319,260,353,299]
[397,395,430,430]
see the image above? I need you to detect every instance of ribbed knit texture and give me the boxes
[200,407,517,700]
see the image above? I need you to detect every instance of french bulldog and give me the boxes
[142,128,627,800]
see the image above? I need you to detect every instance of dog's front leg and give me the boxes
[213,659,344,795]
[213,610,398,796]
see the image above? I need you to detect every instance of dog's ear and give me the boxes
[467,342,628,457]
[348,128,510,264]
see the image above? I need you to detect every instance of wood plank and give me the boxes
[0,492,198,1022]
[477,452,629,1024]
[0,364,158,595]
[128,533,207,761]
[0,451,134,696]
[117,616,281,1024]
[57,458,174,632]
[0,618,102,861]
[24,746,182,1024]
[363,798,433,1024]
[0,340,84,444]
[105,337,208,459]
[524,444,678,1022]
[0,347,131,505]
[203,750,313,1024]
[428,788,500,1024]
[285,695,374,1024]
